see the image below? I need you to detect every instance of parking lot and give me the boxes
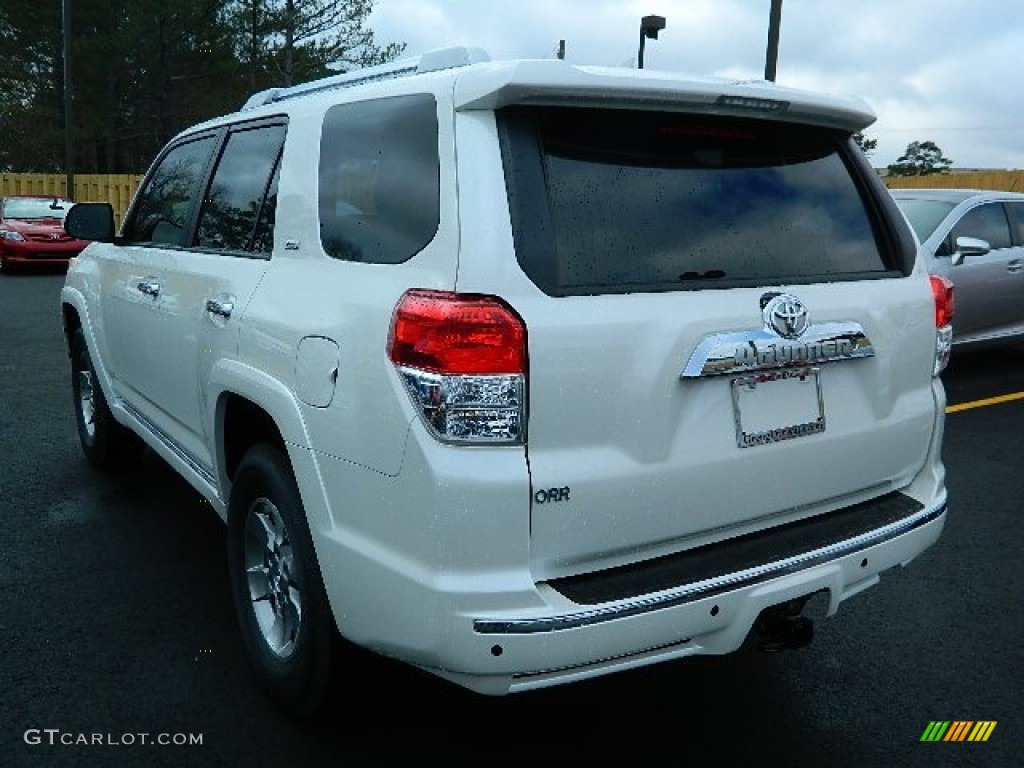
[2,269,1020,767]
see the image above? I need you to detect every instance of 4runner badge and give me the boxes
[680,293,875,378]
[534,486,571,504]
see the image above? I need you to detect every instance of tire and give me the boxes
[227,443,341,717]
[70,328,142,470]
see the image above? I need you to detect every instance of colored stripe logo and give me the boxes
[921,721,997,742]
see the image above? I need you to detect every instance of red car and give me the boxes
[0,195,91,273]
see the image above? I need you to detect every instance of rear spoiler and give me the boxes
[453,60,876,132]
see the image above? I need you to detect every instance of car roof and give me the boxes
[889,188,1024,203]
[178,46,877,141]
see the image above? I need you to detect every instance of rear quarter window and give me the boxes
[318,93,439,264]
[499,107,913,296]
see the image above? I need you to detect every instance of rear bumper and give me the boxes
[484,490,935,632]
[304,426,947,694]
[460,496,946,694]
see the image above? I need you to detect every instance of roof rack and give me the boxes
[240,46,491,110]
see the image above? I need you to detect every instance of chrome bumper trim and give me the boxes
[474,498,945,635]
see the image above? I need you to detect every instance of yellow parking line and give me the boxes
[946,391,1024,414]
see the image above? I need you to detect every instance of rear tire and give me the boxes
[70,328,142,470]
[227,443,341,717]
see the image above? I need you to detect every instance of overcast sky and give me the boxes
[368,0,1023,170]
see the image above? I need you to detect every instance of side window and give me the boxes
[1006,202,1024,246]
[251,159,281,254]
[125,136,217,245]
[196,123,286,253]
[318,94,439,264]
[948,203,1012,251]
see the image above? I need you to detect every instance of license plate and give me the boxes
[731,367,824,448]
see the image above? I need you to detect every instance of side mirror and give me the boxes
[64,202,115,242]
[951,235,990,266]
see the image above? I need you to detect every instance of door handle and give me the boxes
[1008,259,1022,273]
[137,279,161,297]
[205,297,235,319]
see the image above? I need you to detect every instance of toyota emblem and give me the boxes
[762,293,809,339]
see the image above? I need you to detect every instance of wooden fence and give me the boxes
[3,169,1022,231]
[884,170,1024,192]
[0,173,143,229]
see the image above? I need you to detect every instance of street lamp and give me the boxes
[62,0,74,200]
[638,14,666,69]
[765,0,783,81]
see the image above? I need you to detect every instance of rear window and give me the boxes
[498,107,908,296]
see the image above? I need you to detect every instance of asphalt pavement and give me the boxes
[1,269,1021,767]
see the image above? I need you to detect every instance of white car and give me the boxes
[61,47,952,714]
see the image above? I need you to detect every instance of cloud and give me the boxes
[368,0,1024,168]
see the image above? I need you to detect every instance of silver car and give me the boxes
[891,188,1024,348]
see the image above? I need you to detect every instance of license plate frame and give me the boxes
[731,367,825,448]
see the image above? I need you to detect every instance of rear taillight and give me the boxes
[388,289,527,444]
[930,274,955,328]
[930,274,955,376]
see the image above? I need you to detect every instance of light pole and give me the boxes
[62,0,74,200]
[638,14,666,69]
[765,0,783,81]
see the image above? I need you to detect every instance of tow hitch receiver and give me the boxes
[755,596,816,652]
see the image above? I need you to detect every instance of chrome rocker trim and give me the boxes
[122,400,217,487]
[473,496,945,635]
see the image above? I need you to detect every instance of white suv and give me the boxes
[61,47,952,714]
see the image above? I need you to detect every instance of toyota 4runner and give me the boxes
[60,47,952,715]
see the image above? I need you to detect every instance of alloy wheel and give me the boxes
[243,498,302,659]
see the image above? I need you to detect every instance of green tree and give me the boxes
[1,0,244,173]
[0,2,65,171]
[240,0,406,87]
[73,0,245,173]
[886,140,953,176]
[0,0,404,173]
[232,0,278,91]
[852,131,877,157]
